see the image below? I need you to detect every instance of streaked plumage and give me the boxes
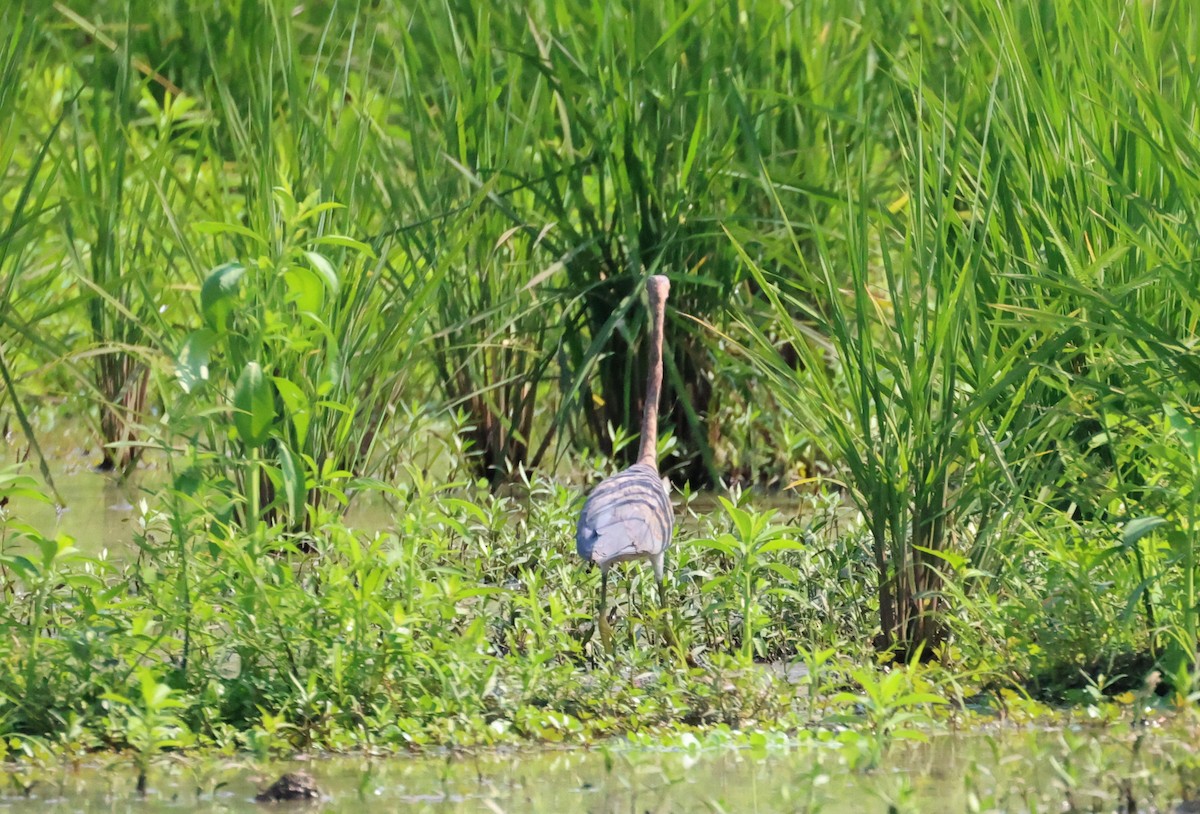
[576,275,674,649]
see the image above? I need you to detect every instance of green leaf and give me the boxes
[440,497,491,524]
[278,442,306,522]
[691,535,737,558]
[1165,406,1200,459]
[193,221,266,245]
[304,251,340,295]
[0,554,36,579]
[680,106,706,186]
[757,537,807,555]
[308,235,376,257]
[765,561,800,582]
[175,329,216,394]
[36,534,78,569]
[320,335,344,395]
[200,262,245,331]
[721,500,756,543]
[233,362,276,448]
[284,266,324,312]
[173,466,203,496]
[912,544,967,572]
[895,692,949,706]
[273,186,298,222]
[295,200,344,222]
[273,376,311,444]
[0,469,51,506]
[1121,516,1168,549]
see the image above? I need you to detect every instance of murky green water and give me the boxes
[2,727,1197,813]
[0,457,402,554]
[0,737,1005,813]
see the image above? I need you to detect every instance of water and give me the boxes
[0,455,401,554]
[2,726,1194,813]
[0,734,1041,811]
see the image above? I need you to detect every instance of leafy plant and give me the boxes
[103,669,190,795]
[1118,406,1200,690]
[0,6,68,500]
[832,667,947,770]
[172,187,423,530]
[692,496,805,661]
[0,526,95,734]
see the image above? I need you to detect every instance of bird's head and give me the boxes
[647,274,670,305]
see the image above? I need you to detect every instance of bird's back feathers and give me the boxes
[576,462,673,569]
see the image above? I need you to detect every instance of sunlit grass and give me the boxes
[2,0,1200,761]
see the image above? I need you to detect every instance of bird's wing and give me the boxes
[576,464,672,565]
[580,508,655,562]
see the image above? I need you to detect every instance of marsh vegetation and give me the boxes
[4,0,1200,808]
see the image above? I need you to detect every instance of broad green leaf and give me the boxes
[272,376,311,444]
[1165,406,1200,460]
[320,336,344,396]
[895,692,949,706]
[440,498,491,524]
[765,562,801,581]
[272,186,298,222]
[295,200,344,222]
[0,554,36,579]
[308,235,376,257]
[700,575,733,594]
[757,537,807,555]
[0,470,51,505]
[1120,516,1168,549]
[278,442,306,522]
[911,545,967,571]
[305,251,340,295]
[175,329,216,394]
[36,534,78,569]
[200,262,245,331]
[233,362,275,448]
[313,400,352,414]
[173,466,203,496]
[691,535,737,557]
[284,266,324,312]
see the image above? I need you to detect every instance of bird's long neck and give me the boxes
[637,278,669,469]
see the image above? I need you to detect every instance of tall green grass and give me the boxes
[1,0,968,490]
[5,0,1200,686]
[0,6,69,502]
[739,0,1200,664]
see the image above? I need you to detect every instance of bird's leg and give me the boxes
[598,568,614,656]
